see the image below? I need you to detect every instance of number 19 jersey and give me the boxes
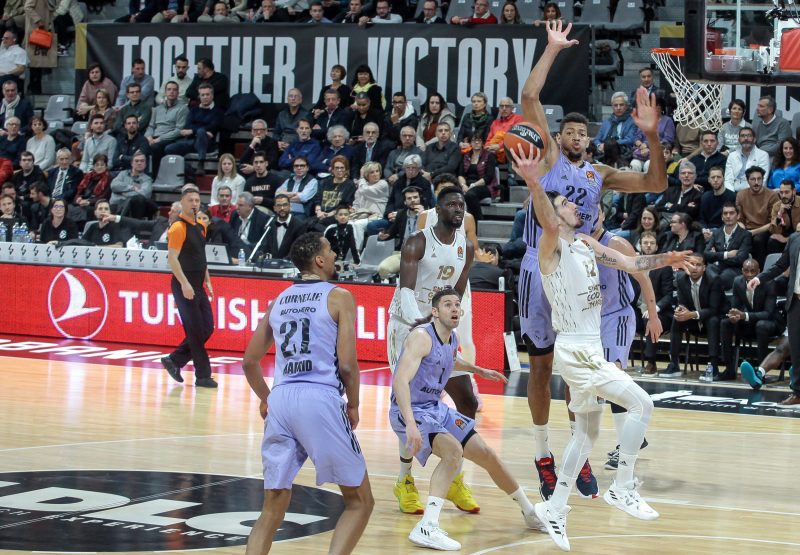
[270,280,342,394]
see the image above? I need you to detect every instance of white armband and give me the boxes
[398,287,424,323]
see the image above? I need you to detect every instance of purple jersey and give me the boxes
[523,153,604,250]
[270,281,343,394]
[391,323,459,409]
[597,230,635,317]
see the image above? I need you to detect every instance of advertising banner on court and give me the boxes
[84,22,591,115]
[0,264,506,369]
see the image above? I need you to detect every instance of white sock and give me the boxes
[757,366,766,378]
[398,457,413,482]
[423,496,445,526]
[510,487,533,513]
[533,424,550,460]
[613,411,627,445]
[456,458,463,475]
[616,452,637,485]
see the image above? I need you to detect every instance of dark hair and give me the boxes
[87,63,105,83]
[542,1,561,18]
[132,58,145,66]
[671,211,694,229]
[560,112,589,132]
[335,203,350,213]
[296,117,312,128]
[124,114,139,123]
[92,153,108,165]
[164,80,179,90]
[739,126,755,137]
[197,57,214,71]
[774,137,800,167]
[290,232,325,272]
[639,230,658,242]
[252,150,267,161]
[89,114,106,124]
[331,64,347,80]
[433,173,458,190]
[324,87,340,100]
[708,165,724,175]
[437,185,464,203]
[637,205,661,235]
[745,165,766,180]
[482,242,502,260]
[639,67,654,75]
[700,129,718,140]
[351,64,376,86]
[465,129,489,144]
[432,286,461,307]
[501,1,520,23]
[126,82,141,92]
[274,193,290,203]
[402,185,422,198]
[30,182,50,196]
[728,98,746,115]
[197,82,214,94]
[393,91,406,100]
[174,54,188,64]
[545,191,561,208]
[422,91,448,119]
[30,115,47,131]
[354,92,371,102]
[19,150,33,160]
[721,201,739,213]
[780,179,796,189]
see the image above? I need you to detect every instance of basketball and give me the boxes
[504,121,549,162]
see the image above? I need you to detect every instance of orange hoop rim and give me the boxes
[651,47,685,56]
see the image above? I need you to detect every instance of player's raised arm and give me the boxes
[329,286,362,428]
[242,303,276,417]
[392,328,433,454]
[397,232,427,324]
[579,232,691,274]
[521,19,578,170]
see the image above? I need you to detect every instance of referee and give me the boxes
[161,188,217,388]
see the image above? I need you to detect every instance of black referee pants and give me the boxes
[170,277,213,379]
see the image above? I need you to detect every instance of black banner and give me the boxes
[84,23,591,115]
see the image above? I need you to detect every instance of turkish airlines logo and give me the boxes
[47,268,109,339]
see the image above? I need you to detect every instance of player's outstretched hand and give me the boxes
[631,87,659,135]
[405,424,423,455]
[347,404,360,430]
[475,367,509,384]
[259,398,268,419]
[665,250,693,272]
[546,19,579,50]
[644,315,663,343]
[509,144,545,190]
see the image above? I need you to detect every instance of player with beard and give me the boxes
[518,20,668,500]
[387,186,479,515]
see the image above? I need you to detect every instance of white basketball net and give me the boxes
[652,50,723,132]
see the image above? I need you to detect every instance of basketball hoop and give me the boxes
[651,48,723,132]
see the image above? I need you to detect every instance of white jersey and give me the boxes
[389,226,467,322]
[541,237,602,337]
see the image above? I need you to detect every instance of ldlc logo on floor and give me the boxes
[47,268,109,339]
[0,470,343,552]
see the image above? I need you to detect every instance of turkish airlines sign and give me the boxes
[0,264,506,368]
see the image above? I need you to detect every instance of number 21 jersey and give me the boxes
[270,280,342,393]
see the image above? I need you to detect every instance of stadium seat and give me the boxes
[42,95,75,130]
[542,104,564,131]
[70,121,88,136]
[578,0,611,26]
[604,0,645,42]
[446,0,477,21]
[763,253,782,275]
[355,234,395,280]
[152,155,185,192]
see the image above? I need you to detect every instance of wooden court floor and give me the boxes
[1,356,799,554]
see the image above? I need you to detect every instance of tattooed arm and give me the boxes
[578,233,691,274]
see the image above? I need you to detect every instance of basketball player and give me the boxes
[388,186,478,515]
[242,233,374,555]
[519,20,668,499]
[391,287,545,551]
[511,146,689,551]
[591,211,659,469]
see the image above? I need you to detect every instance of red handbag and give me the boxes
[29,28,52,50]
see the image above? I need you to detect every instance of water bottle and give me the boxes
[0,220,6,242]
[19,222,31,243]
[12,222,22,243]
[703,363,713,383]
[237,248,246,267]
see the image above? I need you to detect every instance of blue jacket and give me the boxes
[593,113,638,147]
[278,138,322,171]
[185,104,223,136]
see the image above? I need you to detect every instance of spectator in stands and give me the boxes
[0,80,31,132]
[768,179,800,255]
[311,125,352,175]
[312,65,351,114]
[503,206,526,260]
[661,212,705,254]
[688,130,726,189]
[26,115,54,170]
[498,1,520,24]
[629,68,664,109]
[319,0,341,20]
[699,166,736,230]
[372,154,433,239]
[593,91,637,161]
[76,64,118,118]
[457,92,494,150]
[384,91,418,143]
[719,99,750,154]
[704,202,751,290]
[659,251,724,379]
[251,0,291,21]
[166,83,223,174]
[71,154,112,223]
[751,95,792,158]
[469,244,508,290]
[208,185,235,222]
[0,115,22,164]
[311,88,354,143]
[146,81,188,174]
[385,126,423,182]
[198,0,240,22]
[117,0,159,22]
[350,122,393,178]
[725,127,769,192]
[349,161,390,246]
[84,200,124,247]
[185,58,230,110]
[278,118,322,171]
[416,92,456,149]
[350,64,385,110]
[364,0,401,23]
[421,122,460,182]
[28,182,52,232]
[484,97,523,164]
[608,192,646,236]
[152,0,182,21]
[210,153,246,206]
[376,185,427,277]
[109,151,154,218]
[39,198,78,244]
[769,137,800,190]
[0,30,27,88]
[737,166,778,265]
[630,96,674,173]
[13,151,45,198]
[675,123,700,157]
[324,205,360,264]
[415,0,445,23]
[720,258,780,381]
[2,3,25,33]
[114,82,152,135]
[244,150,283,209]
[24,0,56,95]
[238,120,279,173]
[115,59,155,108]
[89,88,116,130]
[451,0,497,24]
[314,155,355,226]
[334,0,365,23]
[637,231,673,374]
[534,1,561,26]
[111,200,180,245]
[156,56,191,105]
[655,161,702,222]
[458,132,496,220]
[251,193,306,260]
[277,155,318,216]
[114,115,149,172]
[273,88,309,150]
[78,115,116,173]
[0,192,24,240]
[48,148,83,202]
[229,191,270,259]
[350,93,386,143]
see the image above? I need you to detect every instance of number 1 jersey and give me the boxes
[270,280,343,394]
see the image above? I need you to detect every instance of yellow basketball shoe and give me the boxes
[394,474,424,514]
[446,472,480,513]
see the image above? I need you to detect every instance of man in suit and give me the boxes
[748,233,800,405]
[311,88,354,144]
[720,258,781,381]
[415,0,445,23]
[229,192,269,259]
[637,231,674,374]
[251,193,306,261]
[350,122,393,178]
[48,148,84,203]
[703,202,752,290]
[659,252,725,379]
